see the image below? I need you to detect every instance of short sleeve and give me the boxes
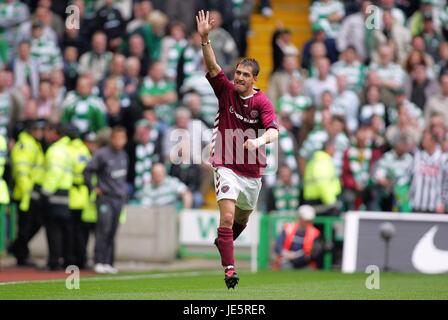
[259,96,279,131]
[206,70,234,99]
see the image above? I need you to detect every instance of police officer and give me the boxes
[84,126,128,274]
[41,123,74,270]
[0,133,10,218]
[69,130,96,269]
[9,119,45,266]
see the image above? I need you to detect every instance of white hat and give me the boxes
[298,205,316,221]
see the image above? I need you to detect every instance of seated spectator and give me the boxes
[49,69,66,109]
[407,36,435,72]
[63,46,79,92]
[125,34,150,78]
[137,162,192,208]
[409,129,446,213]
[359,85,386,132]
[133,10,168,62]
[434,42,448,78]
[176,31,204,93]
[61,75,107,134]
[331,46,367,94]
[139,61,178,127]
[124,57,141,98]
[379,0,406,26]
[266,165,301,214]
[78,31,113,85]
[386,103,422,150]
[408,0,441,37]
[301,22,339,71]
[342,122,383,211]
[36,80,58,122]
[169,157,203,209]
[267,54,303,106]
[17,6,58,45]
[274,205,322,270]
[309,0,345,39]
[374,133,414,212]
[126,0,153,34]
[303,139,341,215]
[420,12,444,62]
[272,27,300,73]
[0,0,29,49]
[305,42,328,77]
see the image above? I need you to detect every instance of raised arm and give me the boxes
[196,10,221,77]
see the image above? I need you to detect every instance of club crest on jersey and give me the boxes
[250,110,259,118]
[221,185,230,193]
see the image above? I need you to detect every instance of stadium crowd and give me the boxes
[0,0,448,271]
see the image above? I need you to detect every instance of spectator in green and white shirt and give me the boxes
[276,78,312,129]
[61,75,107,134]
[160,21,188,80]
[0,0,29,49]
[331,46,367,94]
[30,21,62,79]
[137,163,192,208]
[78,31,112,84]
[139,61,178,126]
[11,40,39,97]
[309,0,345,39]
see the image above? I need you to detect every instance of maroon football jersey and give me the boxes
[207,70,279,178]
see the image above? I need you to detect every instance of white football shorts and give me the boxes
[213,166,262,211]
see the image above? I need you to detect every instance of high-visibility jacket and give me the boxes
[69,138,91,210]
[42,137,73,195]
[11,131,45,211]
[0,135,10,204]
[274,222,320,270]
[303,151,341,205]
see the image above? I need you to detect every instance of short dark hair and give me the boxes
[236,58,260,77]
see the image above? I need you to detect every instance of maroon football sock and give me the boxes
[217,227,234,268]
[232,222,247,240]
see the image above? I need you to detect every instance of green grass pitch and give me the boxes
[1,270,448,300]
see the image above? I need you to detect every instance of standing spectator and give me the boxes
[29,21,62,80]
[176,31,204,93]
[84,126,129,274]
[139,61,178,127]
[424,73,448,125]
[78,31,113,85]
[303,139,341,215]
[132,119,163,196]
[10,41,39,97]
[94,0,126,51]
[409,129,446,213]
[230,0,254,57]
[331,46,367,94]
[136,162,192,208]
[272,27,300,73]
[372,10,411,65]
[309,0,345,39]
[180,63,219,128]
[304,57,337,106]
[267,55,303,106]
[406,63,440,110]
[266,165,301,214]
[61,75,107,134]
[160,22,188,81]
[208,10,239,77]
[0,0,29,49]
[337,1,372,62]
[374,133,414,212]
[0,69,13,139]
[342,122,382,210]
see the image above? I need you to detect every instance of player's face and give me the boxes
[233,65,256,95]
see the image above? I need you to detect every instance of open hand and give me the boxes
[196,10,214,38]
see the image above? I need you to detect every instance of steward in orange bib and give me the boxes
[274,205,322,270]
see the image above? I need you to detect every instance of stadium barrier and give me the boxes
[342,211,448,274]
[0,203,17,254]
